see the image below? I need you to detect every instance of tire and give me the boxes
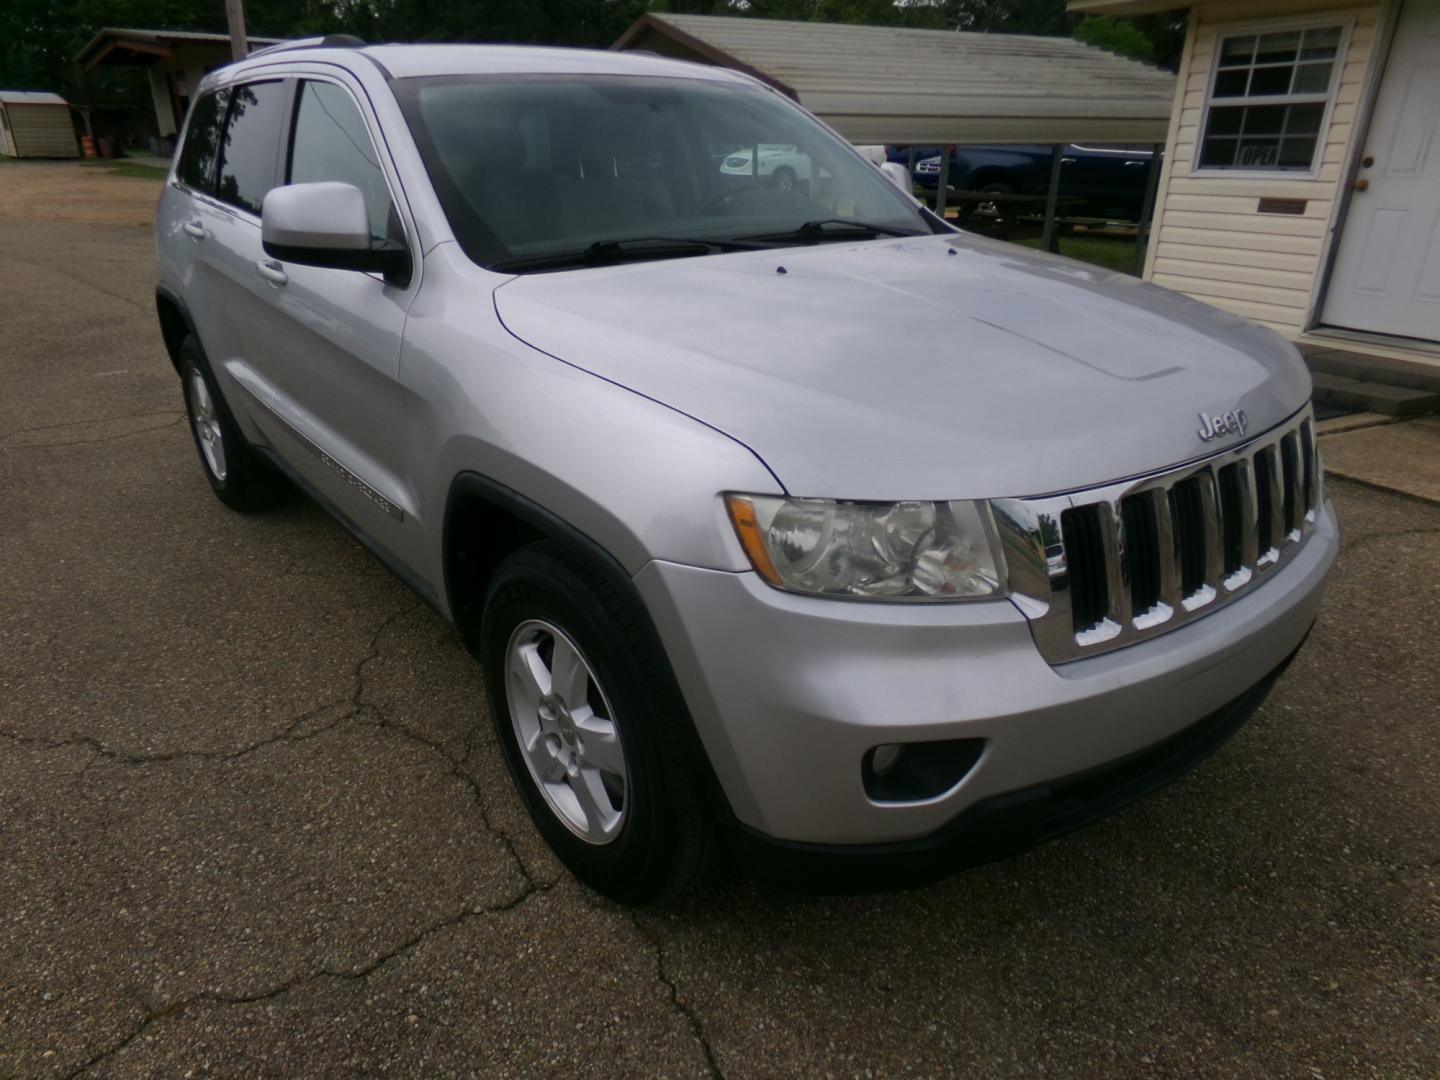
[960,179,1017,226]
[771,165,797,192]
[479,541,715,904]
[178,335,289,512]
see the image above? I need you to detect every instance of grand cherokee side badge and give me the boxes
[1197,409,1248,442]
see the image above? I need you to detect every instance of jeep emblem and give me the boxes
[1197,409,1248,443]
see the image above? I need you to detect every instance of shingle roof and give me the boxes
[614,13,1177,144]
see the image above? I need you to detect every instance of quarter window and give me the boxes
[177,89,227,193]
[288,81,396,243]
[216,81,287,214]
[1198,24,1344,172]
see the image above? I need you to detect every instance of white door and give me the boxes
[1322,1,1440,342]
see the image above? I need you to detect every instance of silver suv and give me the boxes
[155,40,1338,902]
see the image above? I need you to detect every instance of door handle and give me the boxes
[182,221,206,240]
[255,259,288,286]
[1124,160,1147,167]
[1061,157,1076,165]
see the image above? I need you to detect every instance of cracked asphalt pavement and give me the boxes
[2,162,1437,1077]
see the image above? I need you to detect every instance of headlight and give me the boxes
[725,494,1007,601]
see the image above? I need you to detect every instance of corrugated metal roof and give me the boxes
[0,90,69,106]
[615,13,1177,144]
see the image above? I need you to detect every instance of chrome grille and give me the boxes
[993,409,1322,664]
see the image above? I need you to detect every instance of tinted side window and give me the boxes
[289,81,396,242]
[177,90,227,193]
[216,81,287,214]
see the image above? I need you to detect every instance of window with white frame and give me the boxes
[1198,24,1345,173]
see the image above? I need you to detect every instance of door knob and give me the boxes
[1353,177,1370,192]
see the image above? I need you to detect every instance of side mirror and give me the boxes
[261,182,410,283]
[880,161,912,195]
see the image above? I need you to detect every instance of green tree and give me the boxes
[1074,14,1156,64]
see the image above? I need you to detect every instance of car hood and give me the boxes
[493,233,1310,500]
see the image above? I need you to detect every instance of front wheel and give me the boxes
[479,542,715,903]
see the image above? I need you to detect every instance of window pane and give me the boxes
[290,81,395,243]
[1199,135,1238,168]
[1286,102,1325,135]
[1279,136,1318,167]
[1300,26,1342,59]
[1236,139,1281,168]
[1250,65,1293,96]
[1242,105,1286,135]
[1208,106,1244,135]
[1254,30,1301,65]
[1214,68,1249,97]
[1292,61,1333,93]
[178,90,226,193]
[1219,34,1256,66]
[216,81,286,215]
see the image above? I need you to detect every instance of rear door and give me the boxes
[243,74,421,572]
[197,78,292,442]
[162,87,231,372]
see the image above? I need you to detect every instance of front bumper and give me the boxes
[634,500,1338,849]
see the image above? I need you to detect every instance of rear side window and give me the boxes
[177,90,227,193]
[288,81,396,242]
[216,81,287,215]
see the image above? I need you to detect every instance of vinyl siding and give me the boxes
[3,103,78,158]
[1142,0,1386,336]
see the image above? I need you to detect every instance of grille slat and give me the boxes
[1061,506,1109,635]
[1121,494,1161,617]
[1169,477,1207,597]
[1300,418,1318,515]
[1254,446,1283,559]
[1217,463,1245,576]
[993,408,1324,664]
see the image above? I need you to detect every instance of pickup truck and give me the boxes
[895,143,1157,223]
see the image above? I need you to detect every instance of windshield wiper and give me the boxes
[741,219,924,244]
[490,236,765,273]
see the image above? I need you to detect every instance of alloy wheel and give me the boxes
[504,619,628,845]
[187,369,227,482]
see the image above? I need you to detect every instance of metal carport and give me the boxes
[612,14,1178,259]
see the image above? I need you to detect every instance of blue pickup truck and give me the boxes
[891,144,1158,223]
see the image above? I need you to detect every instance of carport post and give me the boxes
[1132,142,1165,277]
[935,146,951,217]
[1041,144,1063,252]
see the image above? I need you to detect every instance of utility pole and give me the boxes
[225,0,249,61]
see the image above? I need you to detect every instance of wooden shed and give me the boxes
[0,91,79,158]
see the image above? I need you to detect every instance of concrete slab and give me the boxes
[1321,416,1440,504]
[1311,372,1440,418]
[1315,411,1392,436]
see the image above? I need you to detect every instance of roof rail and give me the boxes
[247,33,366,59]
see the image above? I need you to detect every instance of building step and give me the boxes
[1300,343,1440,394]
[1310,372,1440,418]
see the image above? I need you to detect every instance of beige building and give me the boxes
[1074,0,1440,375]
[0,91,78,158]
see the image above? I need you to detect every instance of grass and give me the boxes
[80,159,168,180]
[1015,230,1140,275]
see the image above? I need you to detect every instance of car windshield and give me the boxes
[393,74,932,271]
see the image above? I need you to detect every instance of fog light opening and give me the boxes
[863,738,985,804]
[870,743,905,777]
